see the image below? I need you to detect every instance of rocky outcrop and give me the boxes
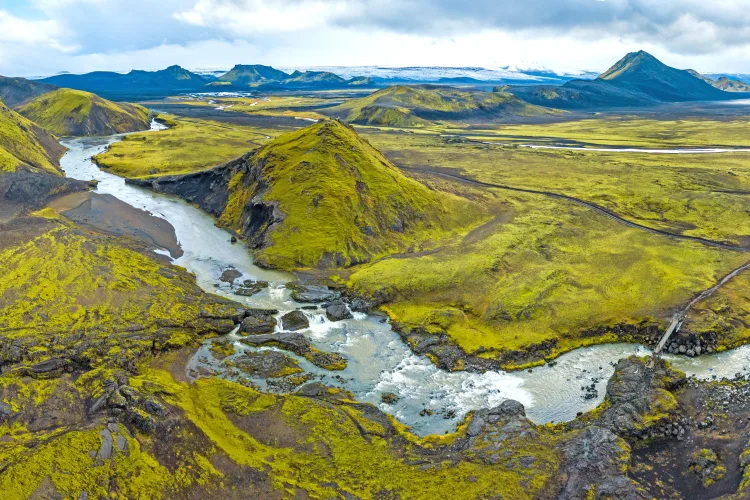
[238,309,277,335]
[281,310,309,331]
[0,170,89,221]
[288,284,341,303]
[589,357,686,440]
[559,426,641,499]
[233,351,303,379]
[127,157,241,218]
[128,151,286,254]
[240,332,346,370]
[325,303,353,322]
[89,377,167,434]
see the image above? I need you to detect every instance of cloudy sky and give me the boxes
[2,0,750,77]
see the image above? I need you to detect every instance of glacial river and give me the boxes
[59,122,750,435]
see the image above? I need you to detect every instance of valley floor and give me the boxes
[5,93,750,498]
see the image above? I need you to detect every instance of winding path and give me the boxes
[397,164,750,367]
[398,165,750,252]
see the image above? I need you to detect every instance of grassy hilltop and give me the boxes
[220,120,487,269]
[18,88,150,137]
[133,119,488,270]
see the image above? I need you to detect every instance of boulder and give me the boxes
[239,312,277,335]
[326,304,353,322]
[220,268,242,283]
[281,310,309,331]
[234,280,269,297]
[288,284,340,303]
[381,392,400,404]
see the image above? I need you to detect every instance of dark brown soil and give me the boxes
[629,381,750,499]
[50,191,183,258]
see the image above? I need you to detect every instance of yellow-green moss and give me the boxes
[222,120,490,269]
[18,88,149,137]
[0,99,63,174]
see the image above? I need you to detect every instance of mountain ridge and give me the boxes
[508,50,742,109]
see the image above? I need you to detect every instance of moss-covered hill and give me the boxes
[327,85,558,127]
[135,120,488,270]
[0,99,65,174]
[17,88,150,137]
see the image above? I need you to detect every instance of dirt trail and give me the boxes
[399,165,750,252]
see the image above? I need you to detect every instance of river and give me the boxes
[58,121,750,435]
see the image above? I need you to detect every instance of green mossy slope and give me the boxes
[18,88,150,137]
[218,120,488,269]
[328,85,558,127]
[0,368,564,499]
[0,213,242,372]
[347,188,748,367]
[0,99,65,174]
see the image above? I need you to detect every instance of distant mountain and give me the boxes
[39,65,209,99]
[0,76,58,107]
[509,51,737,109]
[213,66,355,89]
[714,76,750,92]
[283,70,347,87]
[280,66,587,85]
[326,85,559,127]
[688,70,750,92]
[18,89,151,137]
[214,64,290,87]
[597,51,726,101]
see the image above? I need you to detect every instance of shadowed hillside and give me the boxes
[510,51,738,109]
[0,76,58,107]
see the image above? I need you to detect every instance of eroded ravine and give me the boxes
[59,122,750,435]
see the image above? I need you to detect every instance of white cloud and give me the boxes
[175,0,351,34]
[0,10,73,51]
[5,0,750,76]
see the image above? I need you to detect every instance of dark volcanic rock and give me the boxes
[234,280,269,297]
[240,332,346,370]
[233,351,303,379]
[590,356,686,439]
[220,268,242,283]
[326,304,353,322]
[239,311,277,335]
[127,152,285,253]
[281,310,309,331]
[288,284,340,303]
[559,426,640,499]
